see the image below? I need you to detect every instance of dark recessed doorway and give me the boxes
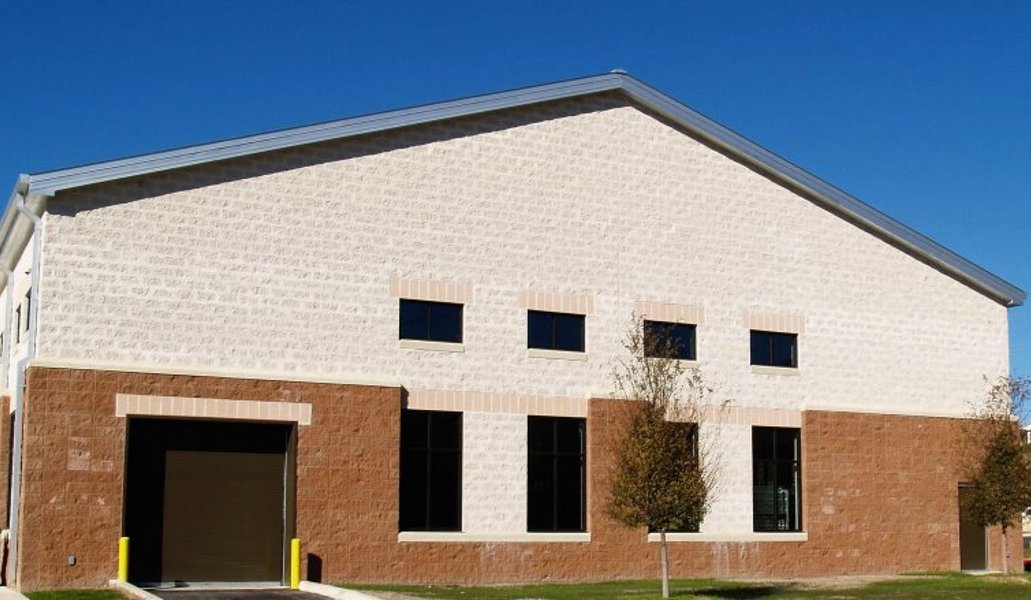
[124,418,293,586]
[958,484,987,571]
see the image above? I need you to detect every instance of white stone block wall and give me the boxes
[35,97,1008,417]
[462,412,527,533]
[699,423,753,534]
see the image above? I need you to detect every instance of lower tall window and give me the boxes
[399,409,462,531]
[528,416,586,532]
[752,427,801,532]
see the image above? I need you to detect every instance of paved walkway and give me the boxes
[151,590,329,600]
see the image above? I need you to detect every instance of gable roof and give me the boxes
[7,72,1026,306]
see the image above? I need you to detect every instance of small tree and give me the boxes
[962,376,1031,573]
[606,317,727,598]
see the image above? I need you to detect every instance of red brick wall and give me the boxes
[0,394,11,529]
[317,399,1022,582]
[18,368,127,590]
[801,410,1022,575]
[16,367,400,590]
[15,368,1021,589]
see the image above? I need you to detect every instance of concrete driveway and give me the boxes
[151,590,330,600]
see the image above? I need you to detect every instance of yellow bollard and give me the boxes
[290,538,301,589]
[118,537,129,582]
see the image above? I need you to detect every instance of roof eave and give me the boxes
[24,73,628,196]
[0,176,46,287]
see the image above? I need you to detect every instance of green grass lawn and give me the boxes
[346,572,1031,599]
[25,591,125,600]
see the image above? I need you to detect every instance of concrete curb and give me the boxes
[108,580,165,600]
[299,580,381,600]
[0,587,29,600]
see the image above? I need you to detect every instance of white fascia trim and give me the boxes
[29,357,402,388]
[398,531,591,543]
[646,532,808,543]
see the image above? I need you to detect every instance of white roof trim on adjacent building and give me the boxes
[4,72,1025,306]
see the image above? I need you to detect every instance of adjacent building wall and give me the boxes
[0,394,10,527]
[3,234,38,392]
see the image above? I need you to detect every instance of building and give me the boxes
[0,72,1024,590]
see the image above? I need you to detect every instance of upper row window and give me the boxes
[527,310,584,352]
[750,330,798,368]
[643,320,696,361]
[398,301,799,368]
[399,299,463,343]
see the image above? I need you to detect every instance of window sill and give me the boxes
[399,339,465,353]
[751,365,799,376]
[643,356,699,367]
[646,532,807,543]
[398,531,591,543]
[527,348,588,361]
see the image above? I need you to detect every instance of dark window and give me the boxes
[527,311,585,352]
[13,306,20,344]
[399,410,462,531]
[752,427,801,532]
[399,299,463,343]
[528,416,586,532]
[24,291,30,333]
[750,330,797,368]
[644,320,697,360]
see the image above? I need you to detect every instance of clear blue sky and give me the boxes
[2,1,1030,378]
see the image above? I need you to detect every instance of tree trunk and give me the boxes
[660,529,670,599]
[1001,526,1009,574]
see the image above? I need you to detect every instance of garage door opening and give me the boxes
[124,418,294,586]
